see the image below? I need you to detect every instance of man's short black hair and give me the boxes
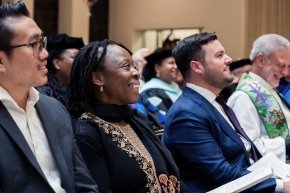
[173,32,217,79]
[0,1,30,56]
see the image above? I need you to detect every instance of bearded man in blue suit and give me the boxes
[163,32,290,193]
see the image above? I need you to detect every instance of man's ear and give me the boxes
[92,71,104,86]
[255,53,265,68]
[190,60,204,74]
[0,51,7,73]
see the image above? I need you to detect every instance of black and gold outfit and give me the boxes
[73,104,191,193]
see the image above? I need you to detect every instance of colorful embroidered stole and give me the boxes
[237,73,288,138]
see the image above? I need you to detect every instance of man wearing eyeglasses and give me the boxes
[0,1,98,193]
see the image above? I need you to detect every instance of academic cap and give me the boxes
[47,33,84,52]
[230,58,252,71]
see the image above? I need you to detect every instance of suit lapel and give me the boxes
[0,102,47,180]
[208,103,258,162]
[211,107,247,149]
[275,88,290,110]
[184,88,248,151]
[35,97,70,189]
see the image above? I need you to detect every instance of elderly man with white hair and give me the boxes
[228,34,290,162]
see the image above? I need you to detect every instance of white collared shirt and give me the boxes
[0,86,66,193]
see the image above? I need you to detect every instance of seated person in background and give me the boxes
[163,32,288,192]
[37,33,84,107]
[132,47,151,87]
[68,39,191,193]
[278,65,290,105]
[219,58,252,101]
[228,34,290,162]
[136,48,182,137]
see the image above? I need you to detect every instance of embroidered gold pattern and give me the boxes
[158,174,180,193]
[80,112,162,193]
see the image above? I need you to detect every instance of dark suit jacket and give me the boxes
[162,87,276,193]
[0,94,98,193]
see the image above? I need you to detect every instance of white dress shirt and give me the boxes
[186,83,253,156]
[0,86,66,193]
[228,72,290,162]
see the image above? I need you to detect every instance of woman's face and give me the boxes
[155,56,178,84]
[97,45,140,105]
[53,48,78,85]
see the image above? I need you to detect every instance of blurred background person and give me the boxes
[219,58,252,101]
[231,58,253,84]
[132,47,151,87]
[37,33,84,107]
[68,39,191,193]
[136,48,182,138]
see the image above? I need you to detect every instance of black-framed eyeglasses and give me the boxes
[3,37,47,57]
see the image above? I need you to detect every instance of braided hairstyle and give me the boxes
[67,39,131,118]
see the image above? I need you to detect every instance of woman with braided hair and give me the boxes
[68,39,191,193]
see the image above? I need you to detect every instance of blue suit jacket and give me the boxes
[0,94,98,193]
[163,87,276,193]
